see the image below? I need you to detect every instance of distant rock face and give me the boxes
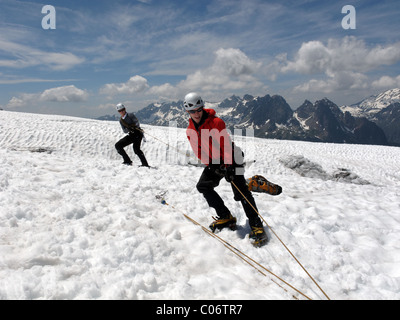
[96,114,119,121]
[295,98,387,145]
[373,103,400,146]
[98,89,400,146]
[340,89,400,146]
[136,100,189,128]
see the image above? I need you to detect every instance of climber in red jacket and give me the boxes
[184,92,267,246]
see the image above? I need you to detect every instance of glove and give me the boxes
[129,125,139,132]
[129,126,143,134]
[214,165,235,182]
[224,165,235,182]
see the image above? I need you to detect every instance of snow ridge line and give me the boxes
[156,195,311,300]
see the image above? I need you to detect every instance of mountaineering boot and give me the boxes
[209,214,237,233]
[137,150,149,168]
[246,175,282,195]
[249,226,268,247]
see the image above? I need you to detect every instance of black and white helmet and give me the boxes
[116,103,125,111]
[184,92,204,111]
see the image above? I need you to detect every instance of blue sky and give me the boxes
[1,0,400,118]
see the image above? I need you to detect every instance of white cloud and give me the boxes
[7,85,89,109]
[38,53,85,71]
[40,85,89,102]
[212,48,261,76]
[100,75,150,96]
[294,71,368,94]
[281,37,400,75]
[174,48,265,98]
[0,36,84,71]
[270,36,400,95]
[0,77,77,85]
[7,94,36,108]
[372,75,400,89]
[148,83,176,97]
[99,49,265,101]
[282,40,331,75]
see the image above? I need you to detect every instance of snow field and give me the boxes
[0,110,399,300]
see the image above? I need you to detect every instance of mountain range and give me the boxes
[341,88,400,146]
[98,88,400,147]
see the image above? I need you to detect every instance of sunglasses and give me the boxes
[188,107,204,114]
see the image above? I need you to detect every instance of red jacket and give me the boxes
[186,109,233,166]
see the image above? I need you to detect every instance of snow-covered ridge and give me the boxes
[0,110,399,300]
[356,88,400,109]
[342,88,400,117]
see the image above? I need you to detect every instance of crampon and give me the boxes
[209,215,237,233]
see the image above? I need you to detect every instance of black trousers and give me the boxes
[115,132,148,166]
[196,166,263,228]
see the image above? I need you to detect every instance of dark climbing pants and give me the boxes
[196,166,263,228]
[115,132,148,166]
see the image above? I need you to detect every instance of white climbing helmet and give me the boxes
[183,92,204,111]
[116,103,125,111]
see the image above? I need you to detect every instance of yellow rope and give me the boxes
[231,181,331,300]
[161,199,311,300]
